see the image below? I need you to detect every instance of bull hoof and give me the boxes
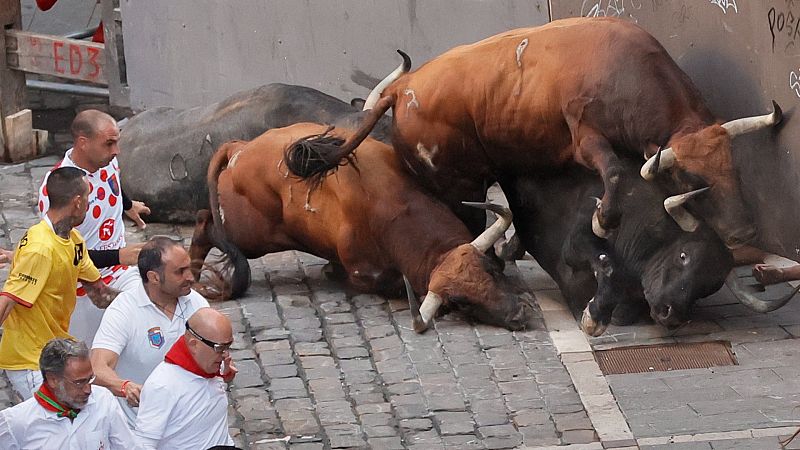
[581,306,608,337]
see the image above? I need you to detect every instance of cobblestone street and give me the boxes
[2,156,800,449]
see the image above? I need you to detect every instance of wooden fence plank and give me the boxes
[5,30,107,85]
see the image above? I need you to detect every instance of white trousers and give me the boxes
[6,369,43,400]
[70,266,141,346]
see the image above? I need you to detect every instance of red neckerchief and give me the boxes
[165,336,218,379]
[34,383,80,419]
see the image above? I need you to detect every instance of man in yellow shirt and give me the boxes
[0,167,120,400]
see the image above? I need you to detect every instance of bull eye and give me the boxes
[679,251,690,266]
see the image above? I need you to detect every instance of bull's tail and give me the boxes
[284,95,395,185]
[204,142,252,299]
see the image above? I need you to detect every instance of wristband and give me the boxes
[121,380,131,397]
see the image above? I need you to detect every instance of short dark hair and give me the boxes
[46,167,87,209]
[138,236,184,283]
[39,338,89,381]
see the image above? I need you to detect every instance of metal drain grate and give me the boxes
[595,341,737,375]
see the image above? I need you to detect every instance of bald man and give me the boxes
[134,308,237,449]
[38,109,151,345]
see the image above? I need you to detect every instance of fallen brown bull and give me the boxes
[190,123,535,331]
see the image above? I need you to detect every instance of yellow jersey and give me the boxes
[0,220,101,370]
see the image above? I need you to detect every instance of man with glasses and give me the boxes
[91,236,208,426]
[135,307,237,449]
[0,338,136,448]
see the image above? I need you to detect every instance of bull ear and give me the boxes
[640,146,676,180]
[663,187,709,232]
[722,100,782,137]
[462,202,513,253]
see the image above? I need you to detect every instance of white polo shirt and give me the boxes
[0,385,138,450]
[92,281,208,424]
[135,362,233,449]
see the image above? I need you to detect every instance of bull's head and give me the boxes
[640,102,782,248]
[640,232,733,328]
[405,202,535,332]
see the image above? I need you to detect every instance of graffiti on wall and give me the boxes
[790,69,800,98]
[710,0,738,15]
[581,0,642,21]
[768,1,800,55]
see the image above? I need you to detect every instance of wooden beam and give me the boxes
[5,30,108,85]
[4,109,35,162]
[0,0,26,162]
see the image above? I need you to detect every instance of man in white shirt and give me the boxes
[0,338,137,449]
[91,236,209,425]
[135,307,238,449]
[38,109,151,345]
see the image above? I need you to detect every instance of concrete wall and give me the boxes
[119,0,550,111]
[21,0,100,35]
[551,0,800,260]
[117,0,800,257]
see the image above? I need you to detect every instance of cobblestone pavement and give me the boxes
[1,156,800,449]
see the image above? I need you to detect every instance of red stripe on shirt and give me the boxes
[1,291,33,308]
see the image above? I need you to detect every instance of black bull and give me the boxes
[118,83,391,223]
[501,162,734,335]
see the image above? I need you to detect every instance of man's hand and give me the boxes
[0,247,13,268]
[119,243,146,266]
[123,381,142,407]
[124,200,151,230]
[221,356,238,383]
[82,279,120,308]
[753,264,785,285]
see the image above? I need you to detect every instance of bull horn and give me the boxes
[640,146,676,180]
[581,298,608,337]
[403,275,426,333]
[721,100,783,137]
[590,197,609,239]
[664,187,709,232]
[725,270,800,313]
[462,201,513,253]
[363,50,412,110]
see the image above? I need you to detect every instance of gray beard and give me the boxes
[54,383,88,410]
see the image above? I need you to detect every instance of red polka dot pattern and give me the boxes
[92,205,101,219]
[100,170,108,181]
[97,187,106,201]
[109,195,117,206]
[42,186,48,196]
[38,200,43,212]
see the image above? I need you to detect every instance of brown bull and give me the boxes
[189,123,534,331]
[285,17,780,248]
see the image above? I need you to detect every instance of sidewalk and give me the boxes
[1,156,799,449]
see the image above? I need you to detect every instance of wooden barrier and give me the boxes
[0,0,128,162]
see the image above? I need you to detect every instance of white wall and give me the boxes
[119,0,550,111]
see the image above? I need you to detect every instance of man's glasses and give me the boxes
[185,322,233,354]
[64,374,96,388]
